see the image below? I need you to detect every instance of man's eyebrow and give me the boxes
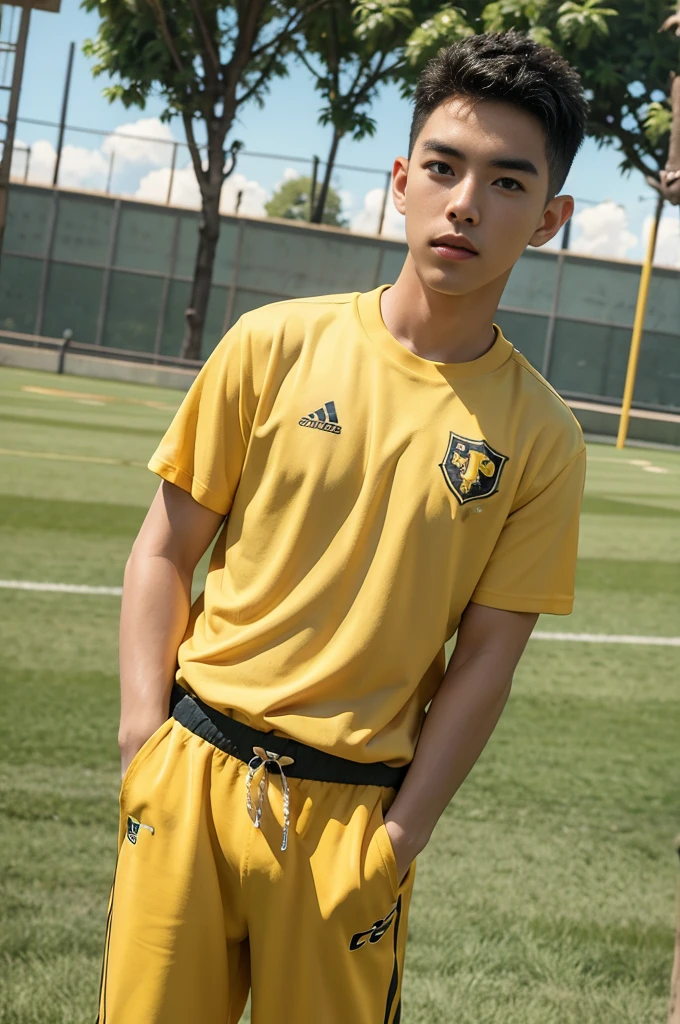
[420,139,539,177]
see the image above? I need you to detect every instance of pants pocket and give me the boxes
[119,717,174,798]
[374,821,401,899]
[374,800,416,899]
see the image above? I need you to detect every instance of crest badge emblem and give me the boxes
[126,815,154,845]
[440,432,508,505]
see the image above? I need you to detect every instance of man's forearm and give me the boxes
[384,648,513,862]
[118,548,192,766]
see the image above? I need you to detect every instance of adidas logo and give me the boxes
[299,401,342,435]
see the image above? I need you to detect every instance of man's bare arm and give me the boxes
[384,603,538,875]
[119,480,224,775]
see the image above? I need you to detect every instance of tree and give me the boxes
[265,174,349,226]
[82,0,327,360]
[301,1,680,224]
[646,4,680,206]
[397,1,679,205]
[293,1,418,224]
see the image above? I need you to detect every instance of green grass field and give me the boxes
[1,365,678,1024]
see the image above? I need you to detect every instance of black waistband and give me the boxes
[170,684,408,789]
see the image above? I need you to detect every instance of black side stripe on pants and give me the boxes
[95,858,118,1024]
[383,894,403,1024]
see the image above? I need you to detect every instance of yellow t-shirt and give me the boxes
[149,283,586,765]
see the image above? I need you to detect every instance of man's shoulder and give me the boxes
[509,348,585,459]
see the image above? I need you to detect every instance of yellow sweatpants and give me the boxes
[96,714,416,1023]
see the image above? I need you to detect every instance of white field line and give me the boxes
[0,580,679,647]
[0,580,122,596]
[531,631,680,647]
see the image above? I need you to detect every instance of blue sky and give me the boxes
[11,0,679,264]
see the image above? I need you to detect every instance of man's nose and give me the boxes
[445,174,480,225]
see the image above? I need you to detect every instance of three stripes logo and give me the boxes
[299,400,342,435]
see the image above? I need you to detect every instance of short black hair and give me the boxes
[408,31,588,197]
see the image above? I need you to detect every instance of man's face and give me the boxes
[394,96,571,296]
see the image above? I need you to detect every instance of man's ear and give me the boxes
[391,156,409,216]
[528,194,574,248]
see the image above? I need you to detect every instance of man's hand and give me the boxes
[383,816,423,884]
[378,603,538,869]
[119,709,168,779]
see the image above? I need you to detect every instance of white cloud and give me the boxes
[350,185,405,240]
[12,137,108,190]
[101,117,177,167]
[135,164,200,209]
[10,141,31,181]
[644,212,680,268]
[11,125,400,242]
[134,161,268,216]
[220,171,268,217]
[570,200,637,258]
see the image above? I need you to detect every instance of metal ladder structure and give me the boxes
[0,1,60,267]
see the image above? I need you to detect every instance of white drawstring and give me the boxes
[245,746,295,852]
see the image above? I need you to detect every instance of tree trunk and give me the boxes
[670,74,680,166]
[648,72,680,205]
[311,125,343,224]
[179,185,222,361]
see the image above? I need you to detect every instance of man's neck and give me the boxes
[379,254,510,364]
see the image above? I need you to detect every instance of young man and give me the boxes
[97,30,587,1024]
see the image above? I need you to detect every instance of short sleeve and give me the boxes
[471,447,586,615]
[147,318,250,516]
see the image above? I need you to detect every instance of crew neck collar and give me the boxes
[356,283,514,383]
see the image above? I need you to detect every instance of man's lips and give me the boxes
[431,243,478,261]
[430,235,479,261]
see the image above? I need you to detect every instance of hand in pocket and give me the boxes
[383,816,417,886]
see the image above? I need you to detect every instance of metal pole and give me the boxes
[166,141,178,205]
[541,255,565,380]
[105,148,115,194]
[540,217,572,379]
[34,189,60,335]
[223,219,244,334]
[53,41,75,187]
[154,212,181,358]
[23,144,31,182]
[377,170,391,235]
[57,328,73,374]
[95,198,121,346]
[309,156,319,221]
[616,194,664,449]
[0,6,17,101]
[0,2,32,266]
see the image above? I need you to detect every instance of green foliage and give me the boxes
[297,1,416,146]
[644,100,673,146]
[405,7,475,67]
[353,0,414,42]
[265,174,349,226]
[80,1,293,122]
[379,0,679,181]
[556,0,616,49]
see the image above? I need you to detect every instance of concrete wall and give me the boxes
[2,181,680,410]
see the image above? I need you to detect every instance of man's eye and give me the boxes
[496,177,523,191]
[428,161,452,175]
